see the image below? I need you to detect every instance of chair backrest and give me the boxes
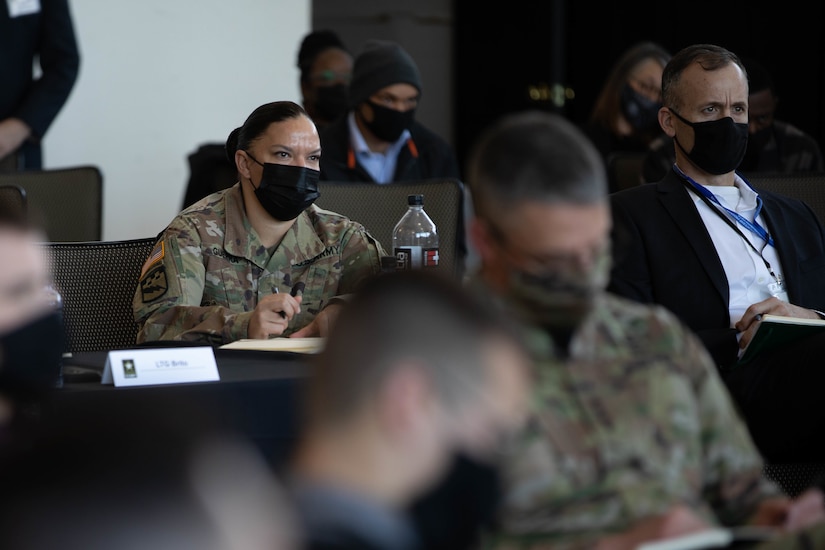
[0,165,103,241]
[606,151,647,192]
[0,184,27,218]
[40,237,157,353]
[314,178,465,279]
[764,462,825,498]
[746,172,825,225]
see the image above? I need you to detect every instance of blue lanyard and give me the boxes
[673,164,775,248]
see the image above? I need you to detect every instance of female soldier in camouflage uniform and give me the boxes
[134,101,385,345]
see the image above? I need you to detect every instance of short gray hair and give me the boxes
[466,110,607,221]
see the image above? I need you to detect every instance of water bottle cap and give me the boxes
[407,194,423,206]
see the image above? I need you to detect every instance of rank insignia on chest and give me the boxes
[140,265,168,302]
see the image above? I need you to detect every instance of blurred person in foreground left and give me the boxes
[285,269,532,550]
[0,204,64,450]
[0,390,299,550]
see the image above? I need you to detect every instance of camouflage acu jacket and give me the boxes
[479,288,781,550]
[133,184,384,344]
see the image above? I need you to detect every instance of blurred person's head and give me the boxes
[349,40,422,144]
[739,56,779,171]
[295,269,531,505]
[590,41,671,138]
[467,110,610,354]
[741,56,777,136]
[226,101,321,224]
[0,395,299,550]
[297,30,353,128]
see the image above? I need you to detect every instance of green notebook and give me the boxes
[737,314,825,365]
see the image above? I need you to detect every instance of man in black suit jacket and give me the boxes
[0,0,80,171]
[609,44,825,463]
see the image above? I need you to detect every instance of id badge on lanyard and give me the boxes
[768,277,789,302]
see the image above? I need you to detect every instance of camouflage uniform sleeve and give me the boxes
[332,221,385,296]
[662,305,782,526]
[133,223,252,345]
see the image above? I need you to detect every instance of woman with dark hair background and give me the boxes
[582,41,671,192]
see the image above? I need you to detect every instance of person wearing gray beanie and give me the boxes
[319,38,460,186]
[348,39,423,109]
[317,38,464,270]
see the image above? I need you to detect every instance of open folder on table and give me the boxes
[737,314,825,365]
[219,337,326,354]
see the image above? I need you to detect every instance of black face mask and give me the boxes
[620,84,661,131]
[0,310,65,398]
[246,155,320,221]
[671,109,749,175]
[362,100,415,142]
[314,84,349,122]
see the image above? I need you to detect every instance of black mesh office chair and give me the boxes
[41,237,157,353]
[746,172,825,225]
[0,165,103,241]
[315,178,466,279]
[763,463,825,498]
[606,151,647,192]
[746,172,825,497]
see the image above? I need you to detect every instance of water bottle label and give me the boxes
[394,246,422,269]
[423,247,439,267]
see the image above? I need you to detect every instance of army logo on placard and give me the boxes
[122,359,137,378]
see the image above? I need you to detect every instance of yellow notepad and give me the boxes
[219,337,325,354]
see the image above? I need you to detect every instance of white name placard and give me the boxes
[101,347,219,387]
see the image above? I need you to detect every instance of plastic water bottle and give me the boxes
[392,194,439,270]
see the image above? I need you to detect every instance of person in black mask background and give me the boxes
[581,41,672,193]
[134,101,385,345]
[642,55,824,182]
[317,39,467,273]
[318,39,460,184]
[297,30,353,131]
[609,44,825,464]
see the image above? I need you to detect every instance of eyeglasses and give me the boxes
[486,221,609,275]
[310,70,352,85]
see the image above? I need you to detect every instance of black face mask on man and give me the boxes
[670,109,749,175]
[314,84,349,122]
[246,154,320,221]
[362,100,415,142]
[620,84,662,131]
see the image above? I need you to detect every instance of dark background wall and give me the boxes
[453,0,825,175]
[315,0,824,179]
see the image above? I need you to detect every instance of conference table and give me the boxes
[45,346,311,468]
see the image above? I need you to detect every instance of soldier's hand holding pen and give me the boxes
[247,286,303,339]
